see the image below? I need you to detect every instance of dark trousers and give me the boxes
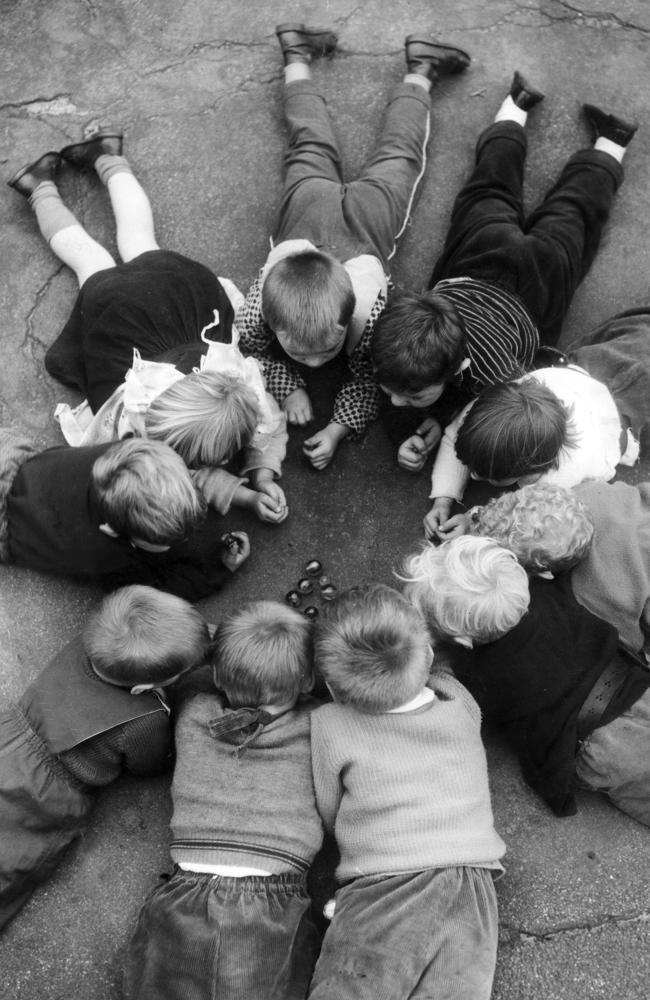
[430,122,623,345]
[275,80,431,269]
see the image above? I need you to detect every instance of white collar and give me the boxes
[388,687,435,714]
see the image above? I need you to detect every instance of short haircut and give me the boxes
[371,291,466,391]
[145,369,261,468]
[402,536,530,644]
[261,251,355,351]
[91,438,206,545]
[83,585,211,686]
[212,601,313,707]
[469,483,595,574]
[455,379,575,482]
[314,583,432,713]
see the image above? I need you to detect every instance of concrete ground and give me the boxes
[2,1,650,997]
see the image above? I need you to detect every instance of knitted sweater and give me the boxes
[170,688,324,874]
[310,671,505,883]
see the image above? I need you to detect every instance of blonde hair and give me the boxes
[84,585,211,686]
[145,370,261,468]
[469,484,594,573]
[262,250,355,351]
[212,601,313,708]
[314,583,432,712]
[91,438,206,545]
[402,536,530,644]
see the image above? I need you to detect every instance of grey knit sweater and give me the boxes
[311,671,506,882]
[170,691,324,873]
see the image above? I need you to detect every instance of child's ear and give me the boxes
[300,672,315,694]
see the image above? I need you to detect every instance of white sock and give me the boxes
[284,62,311,84]
[404,72,431,93]
[494,95,527,127]
[594,136,625,163]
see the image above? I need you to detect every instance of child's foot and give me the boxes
[7,151,61,197]
[509,70,544,111]
[275,23,338,65]
[404,37,471,83]
[582,103,638,146]
[60,129,124,169]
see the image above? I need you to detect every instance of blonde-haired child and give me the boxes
[0,585,210,930]
[402,535,650,824]
[123,600,324,1000]
[309,583,505,1000]
[0,433,249,600]
[8,134,287,523]
[465,480,650,660]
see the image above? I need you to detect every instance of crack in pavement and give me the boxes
[502,908,650,943]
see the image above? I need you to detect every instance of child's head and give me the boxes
[145,370,261,468]
[314,583,432,713]
[212,601,313,708]
[371,291,466,406]
[402,536,530,645]
[468,483,594,574]
[456,380,574,485]
[84,585,211,688]
[262,251,355,366]
[91,438,206,546]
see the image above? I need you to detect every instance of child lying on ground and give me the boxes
[424,362,640,540]
[461,481,650,658]
[402,536,650,825]
[372,74,637,474]
[0,432,249,601]
[237,23,470,469]
[0,585,210,931]
[8,133,287,523]
[123,601,324,1000]
[309,583,505,1000]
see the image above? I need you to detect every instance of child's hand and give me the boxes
[283,388,313,426]
[303,423,348,470]
[423,497,453,540]
[436,512,470,540]
[220,531,251,572]
[252,483,288,524]
[398,419,442,472]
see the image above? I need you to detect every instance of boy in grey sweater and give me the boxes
[123,601,324,1000]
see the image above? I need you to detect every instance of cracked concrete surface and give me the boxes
[2,1,650,997]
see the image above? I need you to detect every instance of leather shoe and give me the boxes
[582,103,638,147]
[405,37,471,82]
[509,70,544,111]
[7,151,61,197]
[60,130,124,168]
[275,23,338,65]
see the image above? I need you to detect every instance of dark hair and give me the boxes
[371,291,466,392]
[262,251,355,350]
[455,380,573,482]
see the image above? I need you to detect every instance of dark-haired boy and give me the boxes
[372,73,636,473]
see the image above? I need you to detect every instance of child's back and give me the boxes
[309,583,504,1000]
[123,601,324,1000]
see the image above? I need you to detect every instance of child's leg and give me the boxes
[517,147,622,343]
[94,155,160,262]
[342,82,431,268]
[575,687,650,827]
[30,182,116,287]
[429,76,535,289]
[309,867,498,1000]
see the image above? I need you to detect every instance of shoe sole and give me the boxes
[7,152,60,189]
[60,133,124,163]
